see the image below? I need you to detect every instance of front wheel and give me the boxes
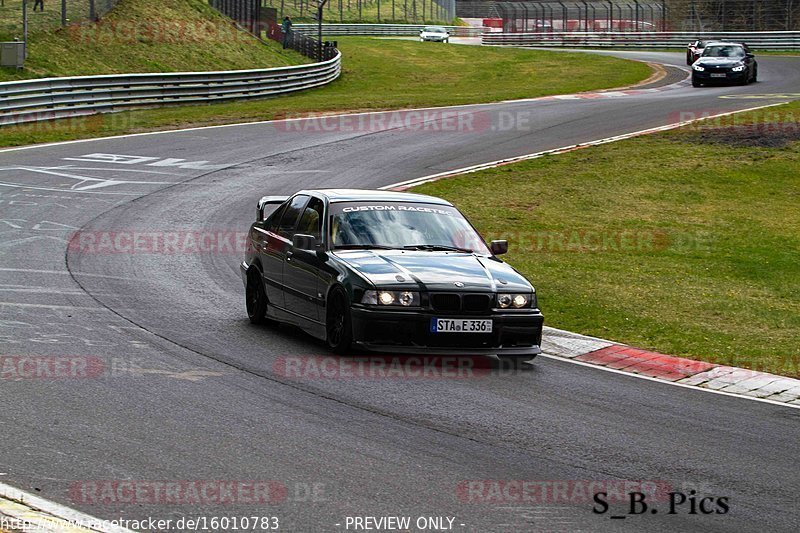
[326,288,353,354]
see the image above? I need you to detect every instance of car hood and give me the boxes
[333,250,533,292]
[696,57,744,67]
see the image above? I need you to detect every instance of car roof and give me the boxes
[703,41,746,47]
[299,188,454,206]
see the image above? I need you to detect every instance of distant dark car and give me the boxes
[686,40,708,65]
[691,42,758,87]
[241,189,544,363]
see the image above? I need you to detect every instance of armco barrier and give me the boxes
[0,52,341,126]
[294,23,483,37]
[482,31,800,50]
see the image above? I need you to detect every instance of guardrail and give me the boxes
[294,23,484,37]
[482,31,800,50]
[0,52,341,127]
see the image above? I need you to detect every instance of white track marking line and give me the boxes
[0,268,133,281]
[0,482,134,533]
[0,287,96,295]
[0,182,139,195]
[0,302,108,311]
[379,102,789,190]
[4,167,172,190]
[539,354,800,410]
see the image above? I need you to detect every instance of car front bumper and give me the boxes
[693,69,747,83]
[350,306,544,357]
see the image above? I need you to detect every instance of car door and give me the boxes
[253,194,309,310]
[251,201,286,308]
[283,196,326,323]
[250,199,289,308]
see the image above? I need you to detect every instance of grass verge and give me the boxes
[0,37,650,146]
[413,101,800,377]
[0,0,307,81]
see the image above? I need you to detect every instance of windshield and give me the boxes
[424,27,446,33]
[702,45,745,58]
[330,202,490,254]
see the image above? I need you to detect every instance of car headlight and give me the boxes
[361,290,420,307]
[692,64,705,71]
[731,64,746,72]
[498,293,532,309]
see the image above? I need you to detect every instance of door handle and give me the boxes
[286,251,293,261]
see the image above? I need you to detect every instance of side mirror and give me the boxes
[746,53,755,58]
[490,240,508,255]
[292,234,317,251]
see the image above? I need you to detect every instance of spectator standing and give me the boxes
[281,16,293,49]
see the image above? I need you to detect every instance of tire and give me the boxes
[325,288,353,354]
[686,53,693,66]
[246,267,274,325]
[752,66,758,83]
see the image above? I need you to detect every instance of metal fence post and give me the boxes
[22,0,27,59]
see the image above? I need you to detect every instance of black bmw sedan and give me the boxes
[241,189,544,363]
[691,42,758,87]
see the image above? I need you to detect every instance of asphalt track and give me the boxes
[1,50,799,532]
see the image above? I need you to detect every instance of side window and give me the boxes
[277,194,310,239]
[296,197,324,240]
[266,202,289,232]
[261,203,283,223]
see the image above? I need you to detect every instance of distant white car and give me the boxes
[420,26,450,43]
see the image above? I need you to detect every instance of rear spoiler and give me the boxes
[256,195,288,221]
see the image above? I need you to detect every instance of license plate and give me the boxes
[431,318,492,333]
[710,73,727,78]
